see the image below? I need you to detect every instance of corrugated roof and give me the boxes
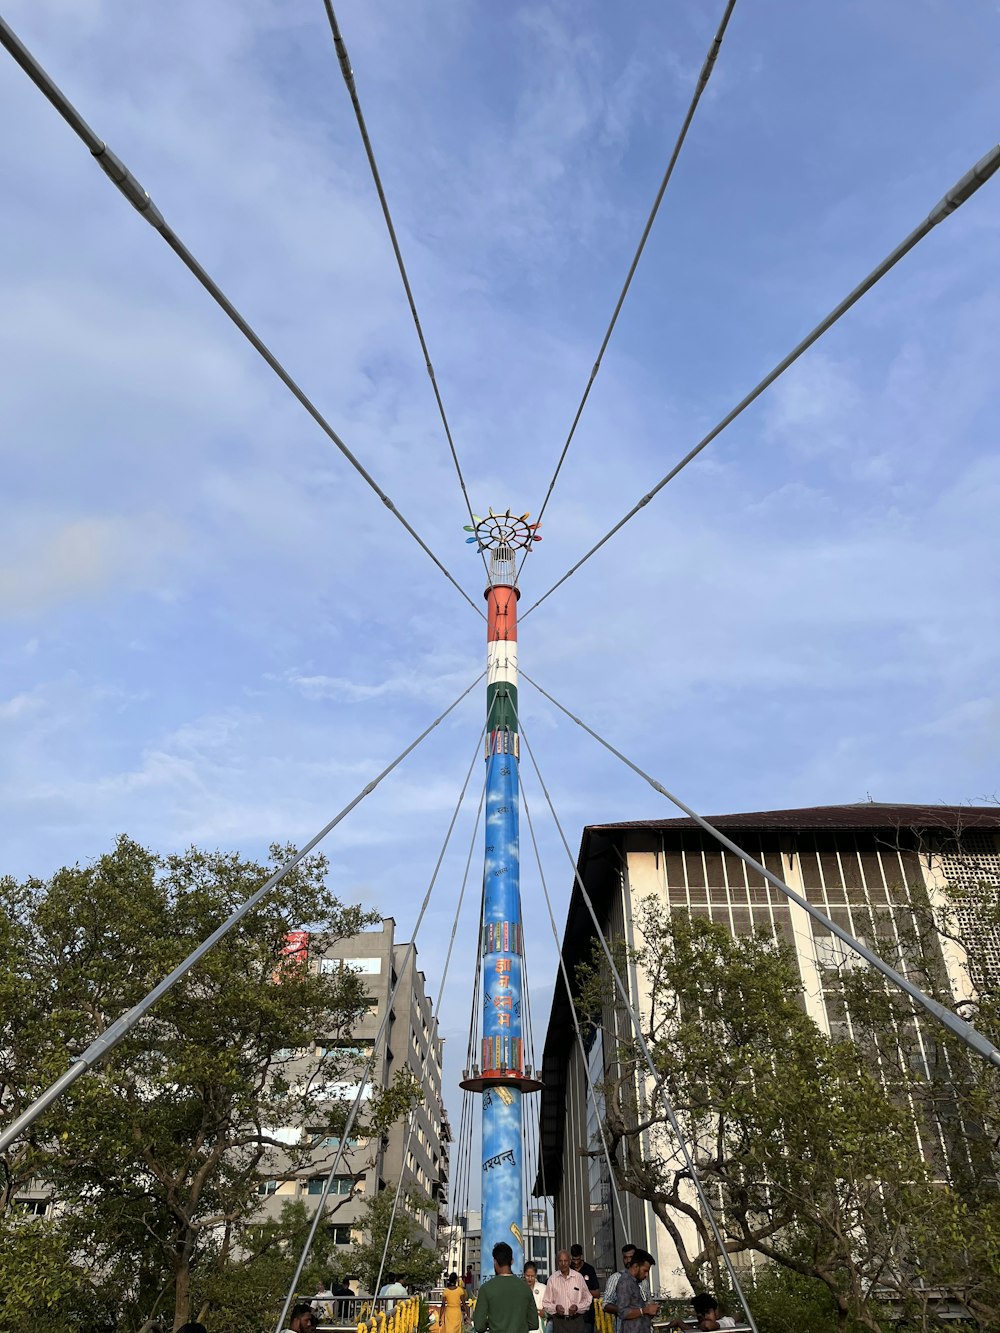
[588,803,1000,834]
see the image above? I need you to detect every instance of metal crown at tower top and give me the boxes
[464,508,542,590]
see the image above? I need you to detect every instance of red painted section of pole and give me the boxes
[487,586,518,644]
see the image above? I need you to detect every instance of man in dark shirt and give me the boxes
[611,1250,658,1333]
[569,1246,600,1328]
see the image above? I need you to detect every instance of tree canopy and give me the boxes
[0,836,419,1332]
[577,876,1000,1333]
[348,1182,443,1294]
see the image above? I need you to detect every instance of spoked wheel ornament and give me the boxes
[464,508,542,553]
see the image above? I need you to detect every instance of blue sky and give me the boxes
[2,0,1000,1164]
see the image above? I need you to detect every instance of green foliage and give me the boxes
[580,899,1000,1333]
[736,1265,866,1333]
[417,1296,435,1333]
[0,836,415,1332]
[350,1182,443,1293]
[190,1200,342,1333]
[0,1215,115,1331]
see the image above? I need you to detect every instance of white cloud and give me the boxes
[0,691,42,721]
[0,515,179,615]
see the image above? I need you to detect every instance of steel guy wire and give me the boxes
[516,715,759,1332]
[277,721,487,1331]
[517,919,545,1263]
[519,667,1000,1072]
[521,143,1000,620]
[525,0,739,569]
[322,2,491,591]
[0,672,484,1157]
[369,749,489,1303]
[521,776,628,1238]
[0,15,483,622]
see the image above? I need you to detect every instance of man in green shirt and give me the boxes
[474,1242,540,1333]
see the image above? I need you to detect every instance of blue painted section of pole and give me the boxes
[481,743,524,1269]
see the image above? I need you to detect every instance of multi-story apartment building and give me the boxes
[256,917,449,1255]
[535,803,1000,1291]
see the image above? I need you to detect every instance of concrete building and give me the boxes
[535,804,1000,1292]
[448,1208,555,1282]
[257,918,449,1255]
[12,919,450,1257]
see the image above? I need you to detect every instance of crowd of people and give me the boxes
[134,1244,736,1332]
[279,1243,738,1333]
[466,1240,737,1333]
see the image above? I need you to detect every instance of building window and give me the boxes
[257,1180,280,1196]
[319,1040,374,1060]
[329,1224,352,1245]
[814,932,864,972]
[14,1199,49,1216]
[320,957,381,975]
[308,1134,359,1149]
[307,1176,354,1196]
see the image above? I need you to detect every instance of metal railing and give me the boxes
[296,1294,421,1333]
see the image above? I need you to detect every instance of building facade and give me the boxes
[447,1208,555,1282]
[535,803,1000,1292]
[256,917,449,1256]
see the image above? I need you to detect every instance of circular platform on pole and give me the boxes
[458,1073,545,1094]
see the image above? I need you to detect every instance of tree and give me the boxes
[0,836,419,1332]
[577,912,951,1332]
[349,1182,443,1293]
[832,839,1000,1331]
[190,1199,345,1333]
[0,1212,116,1331]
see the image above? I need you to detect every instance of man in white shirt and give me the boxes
[542,1250,592,1333]
[379,1273,409,1313]
[312,1280,335,1322]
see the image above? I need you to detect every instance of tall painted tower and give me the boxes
[461,510,542,1274]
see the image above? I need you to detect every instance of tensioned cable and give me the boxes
[451,883,484,1257]
[276,721,487,1332]
[0,16,483,621]
[451,1087,475,1269]
[527,0,738,553]
[369,755,489,1302]
[518,926,541,1264]
[516,715,758,1330]
[519,668,1000,1071]
[521,778,628,1238]
[322,2,491,591]
[0,672,484,1157]
[521,143,1000,620]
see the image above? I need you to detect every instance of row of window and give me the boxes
[257,1174,362,1197]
